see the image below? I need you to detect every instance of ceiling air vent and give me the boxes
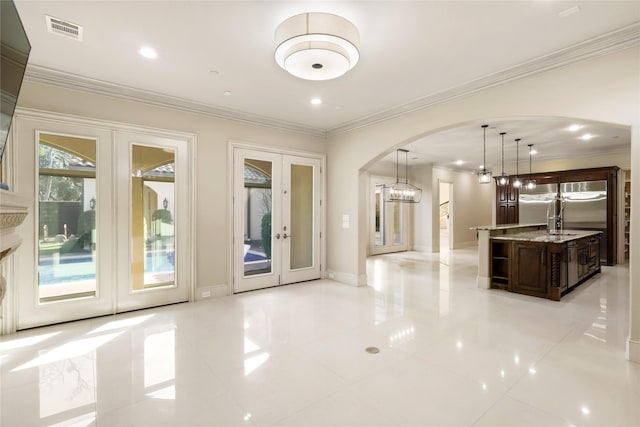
[46,15,83,41]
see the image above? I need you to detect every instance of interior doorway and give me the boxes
[439,181,452,261]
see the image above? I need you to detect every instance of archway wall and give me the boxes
[325,47,640,360]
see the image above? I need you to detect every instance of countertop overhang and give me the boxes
[490,229,602,244]
[472,223,545,231]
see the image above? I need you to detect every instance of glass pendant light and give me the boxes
[525,143,537,191]
[477,124,492,184]
[382,149,422,203]
[512,138,522,189]
[496,132,509,186]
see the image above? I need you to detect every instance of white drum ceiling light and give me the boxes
[274,12,360,81]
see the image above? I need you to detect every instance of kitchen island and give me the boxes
[474,224,602,300]
[490,229,601,300]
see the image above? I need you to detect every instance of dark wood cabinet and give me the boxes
[496,183,519,225]
[511,241,547,298]
[490,233,601,300]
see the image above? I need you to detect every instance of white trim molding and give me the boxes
[24,65,326,138]
[23,23,640,138]
[327,22,640,136]
[628,338,640,364]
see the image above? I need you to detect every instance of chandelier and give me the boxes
[382,149,422,203]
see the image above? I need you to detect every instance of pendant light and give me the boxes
[512,138,522,189]
[496,132,509,186]
[525,144,537,191]
[382,149,422,203]
[477,125,492,184]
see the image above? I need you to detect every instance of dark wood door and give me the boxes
[511,242,547,298]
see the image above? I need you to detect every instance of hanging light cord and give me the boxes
[483,126,487,173]
[501,133,505,175]
[404,150,408,184]
[529,144,533,173]
[515,139,520,176]
[396,149,400,184]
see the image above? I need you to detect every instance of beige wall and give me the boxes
[325,46,640,360]
[16,81,326,294]
[432,167,493,250]
[409,164,433,253]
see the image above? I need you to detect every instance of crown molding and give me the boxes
[326,22,640,137]
[23,22,639,140]
[23,65,327,138]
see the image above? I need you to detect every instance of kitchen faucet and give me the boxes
[547,196,565,234]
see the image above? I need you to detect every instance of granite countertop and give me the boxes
[472,223,545,231]
[490,229,602,243]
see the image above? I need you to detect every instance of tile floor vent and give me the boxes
[46,16,83,41]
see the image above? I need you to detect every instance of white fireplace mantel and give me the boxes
[0,189,30,302]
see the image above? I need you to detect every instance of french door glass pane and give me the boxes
[38,134,97,302]
[393,202,403,245]
[131,145,175,290]
[244,159,272,277]
[375,186,384,246]
[290,164,313,270]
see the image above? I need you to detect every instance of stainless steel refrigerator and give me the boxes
[561,180,607,262]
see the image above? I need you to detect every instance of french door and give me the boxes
[233,147,322,293]
[369,176,409,255]
[12,114,192,330]
[114,131,191,312]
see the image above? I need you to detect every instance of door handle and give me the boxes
[275,233,281,239]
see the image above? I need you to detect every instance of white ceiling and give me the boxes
[375,117,630,173]
[11,1,638,168]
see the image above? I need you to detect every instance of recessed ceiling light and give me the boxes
[455,160,464,166]
[310,98,322,105]
[138,46,157,59]
[568,124,581,132]
[479,164,484,169]
[581,134,593,140]
[530,149,538,155]
[223,90,232,96]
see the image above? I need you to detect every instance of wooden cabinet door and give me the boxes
[496,184,519,225]
[511,242,547,298]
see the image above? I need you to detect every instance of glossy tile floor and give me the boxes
[1,247,638,426]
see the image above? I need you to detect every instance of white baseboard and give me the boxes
[627,338,640,363]
[196,284,228,300]
[327,270,367,287]
[477,275,491,290]
[412,245,433,253]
